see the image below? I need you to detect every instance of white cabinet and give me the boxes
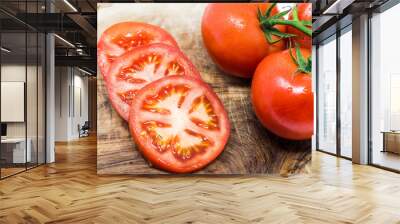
[1,138,32,163]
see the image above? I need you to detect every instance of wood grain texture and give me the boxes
[1,136,400,223]
[97,3,311,175]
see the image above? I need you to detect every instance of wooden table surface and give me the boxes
[97,3,311,175]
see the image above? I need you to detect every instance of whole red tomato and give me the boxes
[201,3,286,78]
[251,48,313,140]
[288,3,312,49]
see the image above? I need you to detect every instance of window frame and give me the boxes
[315,24,353,161]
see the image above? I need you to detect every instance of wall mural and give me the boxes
[97,3,312,175]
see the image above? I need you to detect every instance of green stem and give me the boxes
[261,19,312,37]
[289,45,312,74]
[258,4,312,44]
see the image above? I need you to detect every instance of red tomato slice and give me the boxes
[106,43,201,121]
[129,75,230,173]
[98,22,179,78]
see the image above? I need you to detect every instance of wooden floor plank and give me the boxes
[0,135,400,223]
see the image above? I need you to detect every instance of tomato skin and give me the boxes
[251,48,313,140]
[201,3,286,78]
[288,3,312,49]
[129,75,230,173]
[98,22,178,78]
[106,43,200,121]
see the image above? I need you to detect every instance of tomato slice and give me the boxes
[98,22,179,78]
[129,75,230,173]
[106,43,201,121]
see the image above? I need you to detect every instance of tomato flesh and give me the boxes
[251,48,313,140]
[107,44,200,121]
[98,22,178,78]
[129,76,230,173]
[113,31,153,51]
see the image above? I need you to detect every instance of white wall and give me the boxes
[54,67,89,141]
[1,65,38,138]
[71,73,89,138]
[1,65,26,139]
[55,66,70,141]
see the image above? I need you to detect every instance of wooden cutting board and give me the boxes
[97,3,311,175]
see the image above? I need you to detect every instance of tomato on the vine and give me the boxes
[288,3,312,49]
[201,3,286,78]
[251,48,313,140]
[129,75,230,173]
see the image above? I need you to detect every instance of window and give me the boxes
[0,1,46,179]
[317,35,337,154]
[316,25,354,159]
[370,3,400,171]
[339,27,352,158]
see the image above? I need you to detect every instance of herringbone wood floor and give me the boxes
[0,136,399,224]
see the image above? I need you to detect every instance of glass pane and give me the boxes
[340,28,352,158]
[312,45,317,151]
[0,0,46,178]
[27,31,38,169]
[371,4,400,171]
[1,30,27,177]
[26,0,39,169]
[318,36,337,154]
[38,32,45,165]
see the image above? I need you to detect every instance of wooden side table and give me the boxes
[381,131,400,154]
